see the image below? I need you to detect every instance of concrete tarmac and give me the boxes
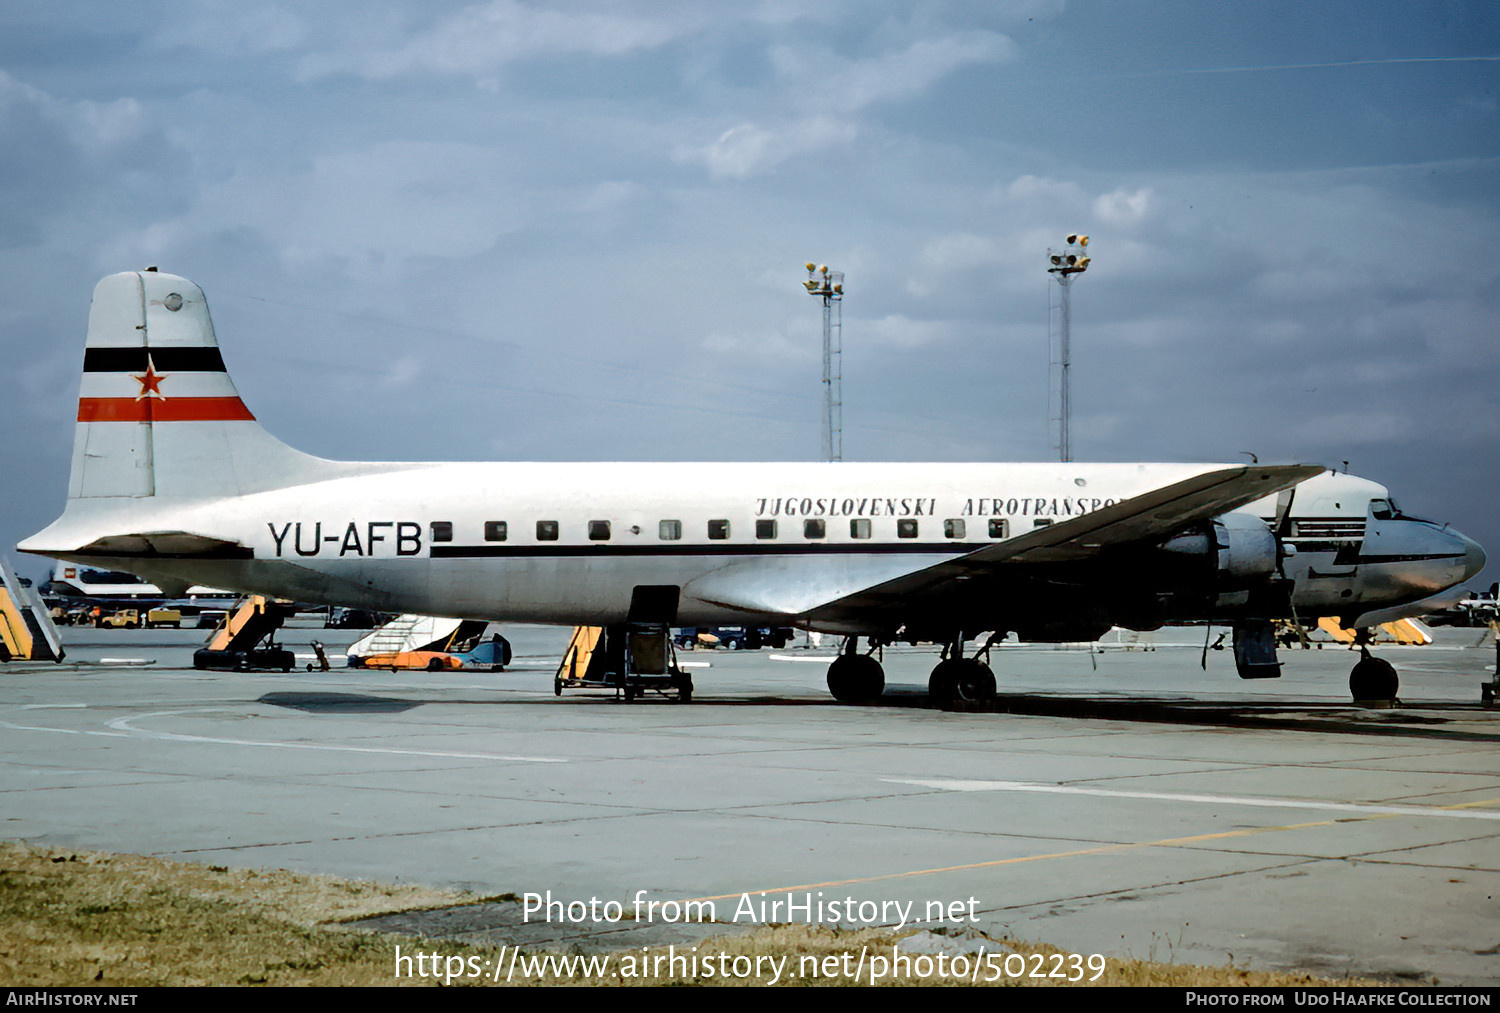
[2,623,1497,984]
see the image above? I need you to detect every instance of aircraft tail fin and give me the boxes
[68,269,337,500]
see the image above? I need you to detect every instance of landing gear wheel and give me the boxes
[929,658,996,705]
[623,684,638,702]
[827,654,885,704]
[1350,652,1398,702]
[553,677,563,697]
[675,673,694,703]
[427,658,446,672]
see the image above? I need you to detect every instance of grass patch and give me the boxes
[0,842,1378,987]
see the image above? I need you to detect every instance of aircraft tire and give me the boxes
[427,658,445,672]
[827,655,884,704]
[1350,654,1398,702]
[930,658,996,705]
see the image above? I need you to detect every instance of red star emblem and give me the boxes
[132,355,169,401]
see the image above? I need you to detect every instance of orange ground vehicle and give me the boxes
[356,634,511,672]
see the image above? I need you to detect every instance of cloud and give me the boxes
[998,174,1087,205]
[856,314,956,349]
[149,3,307,55]
[768,30,1015,111]
[0,71,182,246]
[905,233,1003,297]
[676,29,1013,180]
[197,141,526,266]
[300,0,700,80]
[1286,410,1415,445]
[1093,186,1155,227]
[702,328,813,361]
[678,117,856,179]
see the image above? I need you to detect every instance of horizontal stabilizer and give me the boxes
[74,531,253,559]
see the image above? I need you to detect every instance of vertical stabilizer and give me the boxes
[69,270,333,501]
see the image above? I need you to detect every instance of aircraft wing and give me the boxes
[800,463,1324,628]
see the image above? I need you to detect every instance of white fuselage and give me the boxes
[39,462,1443,631]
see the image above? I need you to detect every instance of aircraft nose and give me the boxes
[1456,528,1486,584]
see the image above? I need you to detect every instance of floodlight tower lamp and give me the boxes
[1046,234,1092,463]
[803,261,845,462]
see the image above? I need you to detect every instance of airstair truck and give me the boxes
[193,596,296,671]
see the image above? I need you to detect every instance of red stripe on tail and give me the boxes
[77,397,256,423]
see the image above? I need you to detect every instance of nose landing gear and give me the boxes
[1349,644,1399,704]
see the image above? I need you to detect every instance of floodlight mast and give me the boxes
[1046,235,1092,463]
[802,263,845,462]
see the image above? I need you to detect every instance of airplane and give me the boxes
[41,561,240,615]
[18,269,1486,703]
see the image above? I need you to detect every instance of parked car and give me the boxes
[672,626,794,651]
[99,607,181,629]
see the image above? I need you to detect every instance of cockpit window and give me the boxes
[1369,497,1424,522]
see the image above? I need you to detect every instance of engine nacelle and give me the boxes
[1213,513,1279,589]
[1137,513,1281,617]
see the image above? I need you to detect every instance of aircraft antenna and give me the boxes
[1046,235,1091,462]
[802,263,845,462]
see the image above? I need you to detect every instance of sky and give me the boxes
[1,0,1496,589]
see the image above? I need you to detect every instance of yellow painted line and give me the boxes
[680,794,1500,906]
[1435,797,1500,811]
[885,779,1500,821]
[680,818,1340,904]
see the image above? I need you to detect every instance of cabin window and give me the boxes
[756,519,777,539]
[484,521,507,542]
[708,519,731,540]
[944,519,965,539]
[430,522,453,543]
[588,520,611,541]
[659,519,682,540]
[988,518,1008,538]
[897,519,918,539]
[536,520,559,541]
[850,519,871,539]
[803,518,826,539]
[1033,518,1053,529]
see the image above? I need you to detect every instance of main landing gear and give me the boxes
[928,633,997,706]
[823,633,1000,706]
[826,638,885,704]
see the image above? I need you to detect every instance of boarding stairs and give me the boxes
[347,614,470,661]
[0,557,63,662]
[193,595,296,671]
[554,623,692,703]
[1317,615,1433,646]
